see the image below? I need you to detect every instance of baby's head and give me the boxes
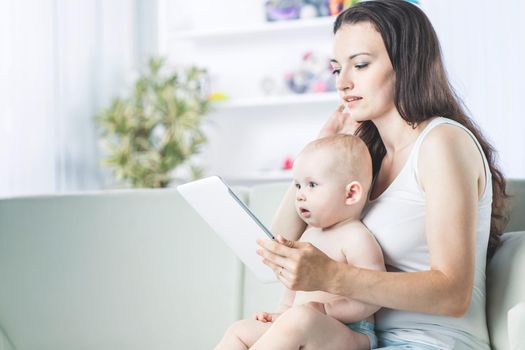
[292,134,372,229]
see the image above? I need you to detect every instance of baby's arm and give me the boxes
[255,288,296,323]
[323,226,385,323]
[275,288,296,313]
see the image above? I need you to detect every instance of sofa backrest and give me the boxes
[243,183,290,318]
[505,179,525,232]
[486,179,525,350]
[0,189,247,350]
[0,179,523,350]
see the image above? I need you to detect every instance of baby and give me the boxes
[215,134,385,350]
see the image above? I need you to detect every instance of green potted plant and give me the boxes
[96,57,210,188]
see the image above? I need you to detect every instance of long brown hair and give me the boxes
[334,0,508,259]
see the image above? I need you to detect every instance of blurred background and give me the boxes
[1,0,524,198]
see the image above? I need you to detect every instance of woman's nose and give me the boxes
[336,70,354,92]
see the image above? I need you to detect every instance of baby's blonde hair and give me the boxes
[300,134,373,192]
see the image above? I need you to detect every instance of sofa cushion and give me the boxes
[0,189,244,350]
[486,231,525,350]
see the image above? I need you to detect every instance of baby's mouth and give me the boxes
[299,208,311,218]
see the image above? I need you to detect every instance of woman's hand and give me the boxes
[254,311,280,323]
[256,235,339,292]
[317,104,360,139]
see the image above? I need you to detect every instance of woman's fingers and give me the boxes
[275,266,294,289]
[257,237,294,256]
[278,265,297,288]
[256,236,314,272]
[318,104,357,138]
[260,254,283,272]
[256,236,301,282]
[257,237,305,287]
[256,235,338,291]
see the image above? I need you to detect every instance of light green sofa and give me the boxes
[0,180,523,350]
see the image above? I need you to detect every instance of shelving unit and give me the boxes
[223,170,293,186]
[172,16,335,40]
[161,1,337,182]
[213,92,339,109]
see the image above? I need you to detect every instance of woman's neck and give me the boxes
[373,112,431,155]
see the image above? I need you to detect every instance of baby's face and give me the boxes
[292,149,350,229]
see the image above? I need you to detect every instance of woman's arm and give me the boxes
[258,125,484,317]
[270,183,306,241]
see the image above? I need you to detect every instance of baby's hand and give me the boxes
[254,312,280,323]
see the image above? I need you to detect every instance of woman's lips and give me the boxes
[344,96,362,109]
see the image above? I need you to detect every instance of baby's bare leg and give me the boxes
[251,305,370,350]
[214,319,272,350]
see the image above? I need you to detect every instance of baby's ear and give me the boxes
[345,181,362,205]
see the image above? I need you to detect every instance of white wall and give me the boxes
[160,0,525,182]
[0,0,157,198]
[1,0,523,197]
[0,0,57,196]
[424,0,525,179]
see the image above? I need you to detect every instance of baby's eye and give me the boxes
[295,183,301,189]
[355,63,369,70]
[308,182,318,188]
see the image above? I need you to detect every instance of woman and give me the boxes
[256,0,508,349]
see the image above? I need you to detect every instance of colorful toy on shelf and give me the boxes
[284,51,336,94]
[208,91,229,102]
[264,0,418,22]
[329,0,344,15]
[265,0,303,21]
[263,0,355,22]
[282,156,294,170]
[301,0,330,18]
[260,76,278,96]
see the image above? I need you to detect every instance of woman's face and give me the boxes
[331,22,397,123]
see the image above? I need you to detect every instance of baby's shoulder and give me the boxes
[337,221,384,265]
[335,220,375,242]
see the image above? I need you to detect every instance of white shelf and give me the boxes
[223,170,293,185]
[212,92,340,109]
[172,16,335,40]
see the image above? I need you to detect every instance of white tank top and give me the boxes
[362,117,492,349]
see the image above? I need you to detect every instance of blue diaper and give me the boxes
[375,338,443,349]
[346,320,378,349]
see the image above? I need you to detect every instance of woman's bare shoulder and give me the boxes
[420,124,479,158]
[418,122,484,193]
[420,123,478,151]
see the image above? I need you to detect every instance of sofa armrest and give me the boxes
[487,231,525,350]
[0,190,244,350]
[508,301,525,350]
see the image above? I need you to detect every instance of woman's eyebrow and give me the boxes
[349,52,372,59]
[330,52,372,64]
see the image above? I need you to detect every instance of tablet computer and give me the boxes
[177,176,277,283]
